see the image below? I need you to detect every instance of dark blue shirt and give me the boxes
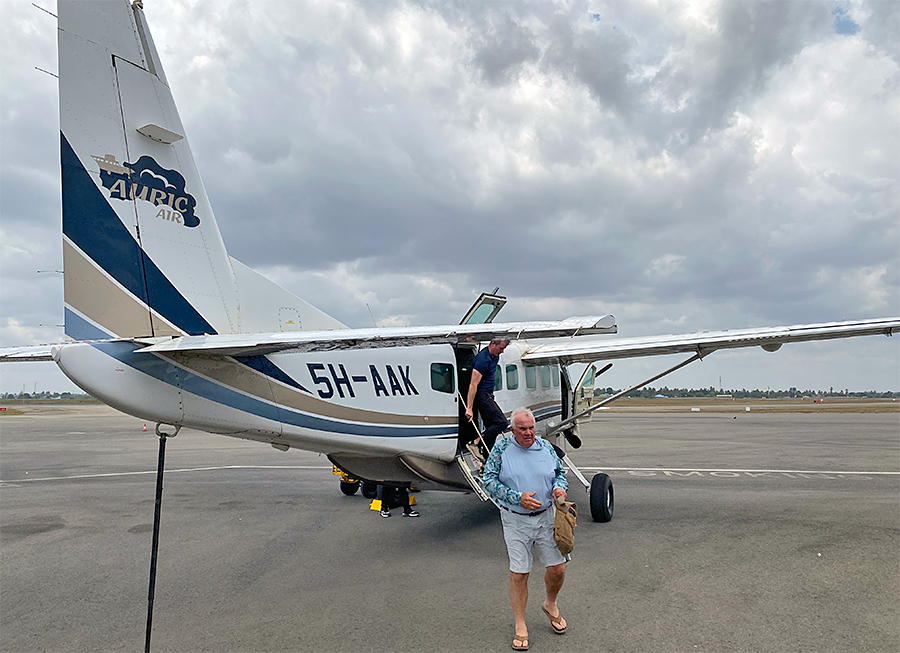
[472,347,499,393]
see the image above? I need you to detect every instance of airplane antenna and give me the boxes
[366,303,379,328]
[32,3,56,18]
[491,287,500,295]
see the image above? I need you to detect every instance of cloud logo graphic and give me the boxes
[95,154,200,228]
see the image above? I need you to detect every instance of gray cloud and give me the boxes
[0,0,897,393]
[471,12,540,85]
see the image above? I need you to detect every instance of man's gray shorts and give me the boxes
[500,507,568,573]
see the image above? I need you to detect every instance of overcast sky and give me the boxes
[1,0,898,395]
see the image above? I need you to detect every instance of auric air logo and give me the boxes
[92,154,200,228]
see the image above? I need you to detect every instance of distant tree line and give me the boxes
[3,388,897,402]
[2,391,98,401]
[595,386,898,399]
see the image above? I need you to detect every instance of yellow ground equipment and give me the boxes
[332,465,361,496]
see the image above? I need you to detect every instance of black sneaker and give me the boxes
[403,510,419,517]
[380,509,391,518]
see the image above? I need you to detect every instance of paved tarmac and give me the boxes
[1,405,897,652]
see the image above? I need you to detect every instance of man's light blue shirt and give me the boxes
[483,435,568,514]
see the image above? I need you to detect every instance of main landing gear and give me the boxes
[339,480,360,496]
[590,473,614,523]
[333,467,406,510]
[335,475,378,500]
[552,446,613,523]
[334,466,363,495]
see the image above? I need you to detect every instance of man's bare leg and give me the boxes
[510,571,530,641]
[542,563,567,630]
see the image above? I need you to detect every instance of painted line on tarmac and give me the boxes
[581,467,899,480]
[5,466,897,485]
[581,467,899,475]
[0,465,333,484]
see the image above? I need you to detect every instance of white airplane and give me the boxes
[3,1,898,522]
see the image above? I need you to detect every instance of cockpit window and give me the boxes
[430,363,454,394]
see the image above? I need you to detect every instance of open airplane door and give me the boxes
[459,292,507,325]
[574,364,598,418]
[453,291,507,500]
[455,291,507,456]
[557,362,608,449]
[563,362,615,523]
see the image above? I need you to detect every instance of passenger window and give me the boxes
[525,365,536,389]
[494,365,502,391]
[506,365,519,390]
[551,366,560,387]
[430,363,454,394]
[540,365,551,388]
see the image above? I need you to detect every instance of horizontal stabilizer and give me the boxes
[521,317,900,365]
[134,315,617,357]
[0,345,57,362]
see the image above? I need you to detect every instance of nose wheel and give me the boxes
[339,481,360,496]
[590,473,614,522]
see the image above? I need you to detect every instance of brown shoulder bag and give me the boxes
[553,498,577,555]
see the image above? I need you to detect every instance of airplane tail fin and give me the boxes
[58,1,343,341]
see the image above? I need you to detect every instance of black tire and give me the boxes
[590,473,614,522]
[340,481,360,496]
[361,481,377,499]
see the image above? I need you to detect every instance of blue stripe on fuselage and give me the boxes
[234,355,311,394]
[532,405,561,421]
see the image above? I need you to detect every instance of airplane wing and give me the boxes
[520,317,900,365]
[134,315,617,357]
[0,345,57,362]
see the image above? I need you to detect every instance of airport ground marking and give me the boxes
[0,465,333,483]
[582,467,898,475]
[2,465,897,485]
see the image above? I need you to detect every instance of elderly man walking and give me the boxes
[482,407,569,651]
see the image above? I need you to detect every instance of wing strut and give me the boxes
[549,352,705,438]
[558,452,592,490]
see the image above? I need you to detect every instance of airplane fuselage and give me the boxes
[54,340,566,466]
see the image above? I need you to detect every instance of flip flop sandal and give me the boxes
[542,605,567,634]
[512,633,529,650]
